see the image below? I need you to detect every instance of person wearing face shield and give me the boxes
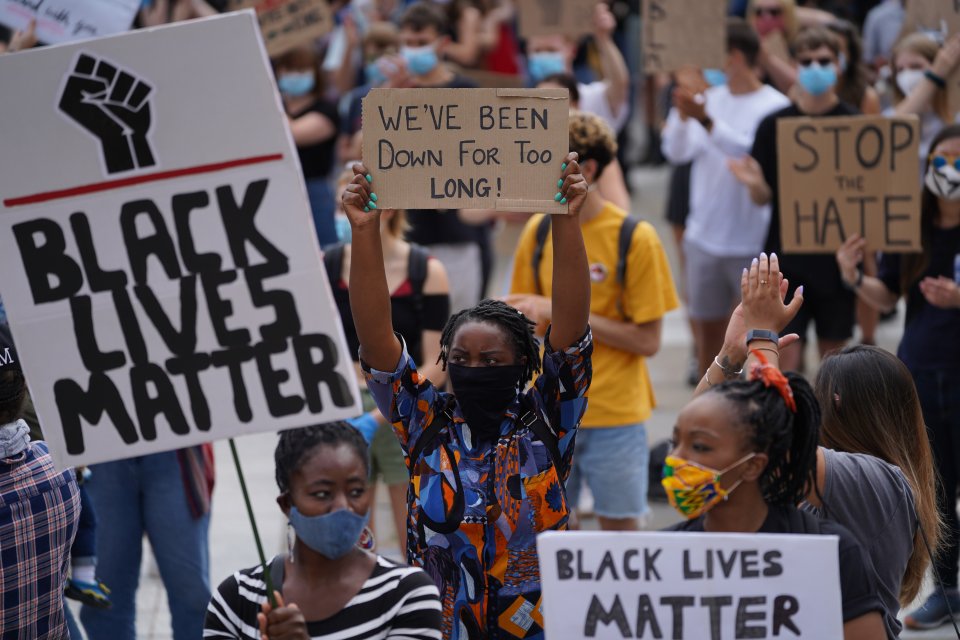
[729,27,860,374]
[836,124,960,631]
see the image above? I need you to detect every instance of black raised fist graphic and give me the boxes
[58,53,156,174]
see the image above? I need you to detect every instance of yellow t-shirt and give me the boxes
[510,203,679,427]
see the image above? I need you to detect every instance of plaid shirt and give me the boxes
[0,441,79,638]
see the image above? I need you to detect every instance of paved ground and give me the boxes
[67,165,952,638]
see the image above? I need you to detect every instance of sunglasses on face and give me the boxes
[754,7,782,17]
[798,57,835,67]
[931,154,960,170]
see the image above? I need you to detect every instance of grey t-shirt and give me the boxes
[802,448,917,640]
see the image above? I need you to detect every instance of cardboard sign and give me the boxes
[776,115,922,254]
[642,0,727,73]
[0,12,362,468]
[362,88,569,213]
[899,0,960,117]
[228,0,333,58]
[457,67,525,90]
[516,0,596,40]
[0,0,138,44]
[538,531,843,640]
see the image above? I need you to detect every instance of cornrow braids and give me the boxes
[437,299,542,386]
[708,372,821,508]
[274,421,369,494]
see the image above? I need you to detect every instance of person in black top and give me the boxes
[836,124,960,630]
[394,2,489,313]
[276,46,341,248]
[665,253,885,640]
[730,26,860,372]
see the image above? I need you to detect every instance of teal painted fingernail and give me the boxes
[367,201,377,209]
[370,193,378,202]
[561,162,567,171]
[363,206,370,212]
[558,179,563,188]
[554,192,562,201]
[560,197,567,204]
[365,174,372,182]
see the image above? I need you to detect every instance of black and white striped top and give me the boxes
[204,555,442,639]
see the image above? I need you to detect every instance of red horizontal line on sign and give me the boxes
[3,153,285,207]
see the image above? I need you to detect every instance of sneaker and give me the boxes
[904,589,960,630]
[64,578,112,609]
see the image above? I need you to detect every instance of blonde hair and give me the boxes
[892,33,951,123]
[747,0,799,42]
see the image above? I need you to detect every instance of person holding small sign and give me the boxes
[836,124,960,631]
[344,155,592,639]
[667,253,887,639]
[730,26,860,372]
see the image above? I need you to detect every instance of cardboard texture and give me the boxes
[0,12,361,468]
[642,0,727,73]
[516,0,596,40]
[228,0,333,58]
[776,115,922,254]
[457,67,525,89]
[0,0,139,44]
[899,0,960,116]
[538,531,844,639]
[362,88,569,213]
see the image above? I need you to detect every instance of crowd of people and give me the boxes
[2,0,960,638]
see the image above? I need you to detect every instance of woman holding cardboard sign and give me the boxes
[836,124,960,631]
[667,253,886,639]
[343,155,591,639]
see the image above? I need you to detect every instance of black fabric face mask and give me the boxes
[447,363,524,440]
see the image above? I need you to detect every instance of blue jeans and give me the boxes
[72,483,96,560]
[566,423,650,520]
[79,451,211,640]
[915,368,960,588]
[305,177,338,249]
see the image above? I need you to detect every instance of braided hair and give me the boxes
[274,421,369,494]
[707,372,821,508]
[437,299,541,386]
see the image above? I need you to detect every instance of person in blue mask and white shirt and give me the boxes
[729,26,861,373]
[205,422,442,640]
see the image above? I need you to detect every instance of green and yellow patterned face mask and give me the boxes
[660,453,755,519]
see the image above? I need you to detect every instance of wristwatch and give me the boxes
[843,267,864,291]
[745,329,779,345]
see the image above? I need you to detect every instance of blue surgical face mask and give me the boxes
[278,72,315,97]
[289,507,369,559]
[528,51,567,83]
[402,44,439,76]
[365,60,387,85]
[797,63,837,97]
[703,68,727,87]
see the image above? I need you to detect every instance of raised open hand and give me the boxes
[58,53,156,174]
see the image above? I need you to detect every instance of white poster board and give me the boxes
[0,12,362,468]
[537,531,843,639]
[0,0,139,44]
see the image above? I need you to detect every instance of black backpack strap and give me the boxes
[408,395,456,464]
[407,243,430,320]
[531,215,552,295]
[518,394,563,474]
[323,242,346,286]
[615,216,640,319]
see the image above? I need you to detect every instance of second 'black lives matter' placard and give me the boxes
[363,88,569,214]
[0,12,362,468]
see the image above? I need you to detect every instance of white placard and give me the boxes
[0,12,362,468]
[537,531,843,639]
[0,0,139,44]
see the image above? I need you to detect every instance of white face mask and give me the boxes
[896,69,926,97]
[925,160,960,201]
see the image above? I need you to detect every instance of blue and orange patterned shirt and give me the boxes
[363,328,592,640]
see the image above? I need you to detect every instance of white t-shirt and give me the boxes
[578,81,629,133]
[661,84,790,256]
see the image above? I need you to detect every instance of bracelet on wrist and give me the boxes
[925,69,947,89]
[713,355,743,378]
[843,267,864,291]
[745,328,779,345]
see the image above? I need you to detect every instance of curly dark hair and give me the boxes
[707,372,821,508]
[437,299,541,386]
[274,421,369,494]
